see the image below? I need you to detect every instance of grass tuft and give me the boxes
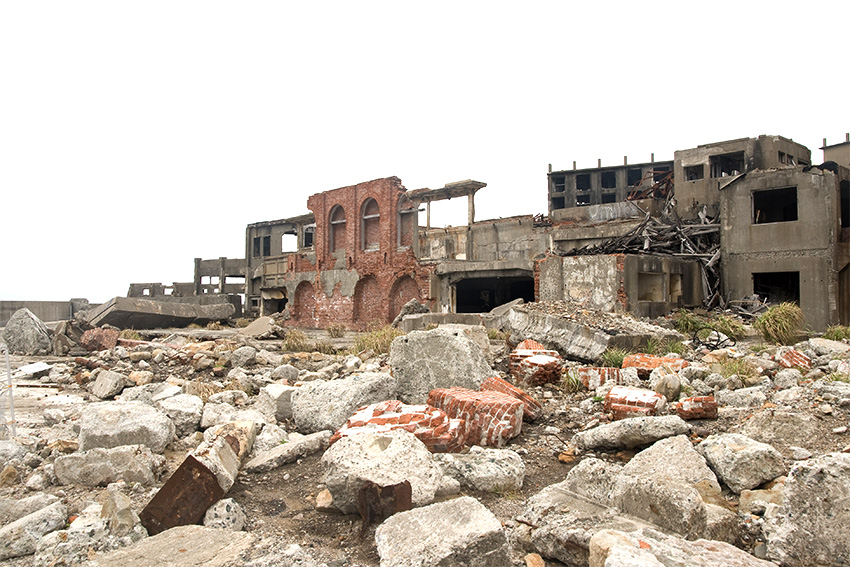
[354,324,404,355]
[754,303,804,345]
[599,347,633,368]
[325,323,347,339]
[824,325,850,341]
[282,329,309,352]
[561,368,585,394]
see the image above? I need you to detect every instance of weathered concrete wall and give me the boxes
[562,255,623,312]
[0,301,90,326]
[419,216,546,262]
[623,255,702,318]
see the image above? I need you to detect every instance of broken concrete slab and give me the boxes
[88,525,255,567]
[2,308,52,355]
[375,496,512,567]
[0,501,67,560]
[389,327,492,404]
[243,430,331,473]
[291,372,397,434]
[698,433,786,494]
[54,444,166,487]
[86,297,235,330]
[78,401,175,453]
[433,446,525,492]
[571,415,691,450]
[0,492,59,526]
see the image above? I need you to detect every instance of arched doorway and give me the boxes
[389,275,420,321]
[293,281,317,327]
[353,275,383,326]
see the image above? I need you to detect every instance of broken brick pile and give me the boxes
[604,385,666,420]
[777,350,812,370]
[673,396,718,420]
[510,339,562,385]
[621,354,689,378]
[428,387,524,447]
[329,400,467,453]
[480,376,542,421]
[574,367,622,390]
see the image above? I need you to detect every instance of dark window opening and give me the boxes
[455,276,534,313]
[779,151,786,164]
[653,166,671,182]
[552,175,566,193]
[576,174,591,191]
[685,165,704,181]
[841,181,850,242]
[330,205,347,252]
[576,193,590,206]
[601,171,616,189]
[304,226,315,248]
[601,193,616,203]
[262,235,271,257]
[710,151,745,178]
[252,236,261,257]
[753,187,797,224]
[551,196,565,209]
[753,272,800,305]
[627,168,643,186]
[669,274,683,304]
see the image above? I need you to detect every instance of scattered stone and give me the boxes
[698,433,786,494]
[244,430,331,473]
[156,394,203,437]
[90,369,128,399]
[572,415,690,450]
[2,308,53,355]
[54,445,165,487]
[392,297,430,327]
[80,327,120,352]
[291,372,397,434]
[230,346,257,368]
[322,429,445,514]
[375,496,511,567]
[611,472,707,539]
[78,401,175,453]
[0,492,59,526]
[773,368,802,390]
[128,370,154,386]
[389,328,493,403]
[101,483,139,536]
[716,386,767,408]
[738,409,819,450]
[764,453,850,566]
[271,363,299,382]
[203,497,246,531]
[434,446,525,492]
[561,457,623,506]
[257,383,297,422]
[0,501,67,560]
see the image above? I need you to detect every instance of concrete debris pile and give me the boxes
[0,314,849,566]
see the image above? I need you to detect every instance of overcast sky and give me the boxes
[2,1,847,303]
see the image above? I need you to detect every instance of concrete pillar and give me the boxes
[467,192,475,225]
[426,201,431,229]
[194,258,202,296]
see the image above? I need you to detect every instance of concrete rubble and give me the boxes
[1,303,850,566]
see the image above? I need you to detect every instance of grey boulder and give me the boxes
[78,401,175,453]
[698,433,786,494]
[291,372,396,434]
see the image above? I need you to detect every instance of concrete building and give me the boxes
[821,133,850,169]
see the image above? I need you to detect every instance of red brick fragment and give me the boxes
[621,354,689,378]
[480,376,542,421]
[330,400,467,453]
[575,367,622,390]
[80,327,120,352]
[604,385,665,420]
[517,354,562,386]
[516,339,546,351]
[776,350,812,370]
[673,396,718,420]
[428,387,524,447]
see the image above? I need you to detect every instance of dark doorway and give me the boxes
[455,276,534,313]
[753,272,800,304]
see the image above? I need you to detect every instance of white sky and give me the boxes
[2,1,848,303]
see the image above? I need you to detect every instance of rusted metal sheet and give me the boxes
[140,455,224,535]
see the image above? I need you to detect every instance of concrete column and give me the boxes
[194,258,202,296]
[467,192,475,225]
[426,201,431,229]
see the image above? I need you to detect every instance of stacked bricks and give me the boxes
[329,400,467,453]
[604,385,666,420]
[575,367,623,390]
[776,349,812,370]
[622,354,689,378]
[510,339,562,385]
[673,396,718,420]
[428,387,524,448]
[480,376,542,421]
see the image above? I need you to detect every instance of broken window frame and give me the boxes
[329,205,347,253]
[752,186,798,224]
[685,165,704,181]
[709,151,745,178]
[397,196,416,249]
[361,198,381,252]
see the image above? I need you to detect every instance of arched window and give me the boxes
[397,194,416,248]
[329,205,346,252]
[361,198,380,251]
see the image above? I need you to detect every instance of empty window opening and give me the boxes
[653,166,671,183]
[710,151,745,178]
[262,236,270,257]
[669,274,683,304]
[303,225,315,248]
[552,175,566,193]
[601,171,617,189]
[252,236,261,257]
[281,232,298,253]
[142,288,150,296]
[361,198,380,251]
[627,168,643,186]
[841,181,850,241]
[163,288,173,296]
[779,151,786,164]
[601,193,617,204]
[753,272,800,304]
[329,205,347,252]
[637,272,665,302]
[576,174,591,191]
[551,196,566,209]
[455,276,534,313]
[398,196,416,248]
[685,165,704,181]
[753,187,797,224]
[576,193,590,206]
[225,276,245,285]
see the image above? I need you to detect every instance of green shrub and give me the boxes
[487,328,507,341]
[673,309,745,341]
[824,325,850,341]
[754,303,804,345]
[718,358,758,380]
[561,368,585,394]
[326,323,347,339]
[599,347,632,368]
[282,329,309,352]
[354,324,403,355]
[825,372,850,383]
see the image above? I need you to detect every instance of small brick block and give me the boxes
[673,396,718,420]
[621,354,689,378]
[516,339,546,351]
[777,350,812,370]
[575,367,622,390]
[604,385,665,420]
[428,387,524,447]
[480,376,542,421]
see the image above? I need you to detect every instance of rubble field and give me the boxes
[0,305,849,567]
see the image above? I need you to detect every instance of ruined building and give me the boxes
[124,133,850,332]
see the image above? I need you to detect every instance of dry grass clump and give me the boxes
[118,329,142,341]
[824,325,850,341]
[673,309,745,340]
[354,324,403,355]
[326,323,347,338]
[599,347,633,368]
[282,329,309,352]
[754,303,804,345]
